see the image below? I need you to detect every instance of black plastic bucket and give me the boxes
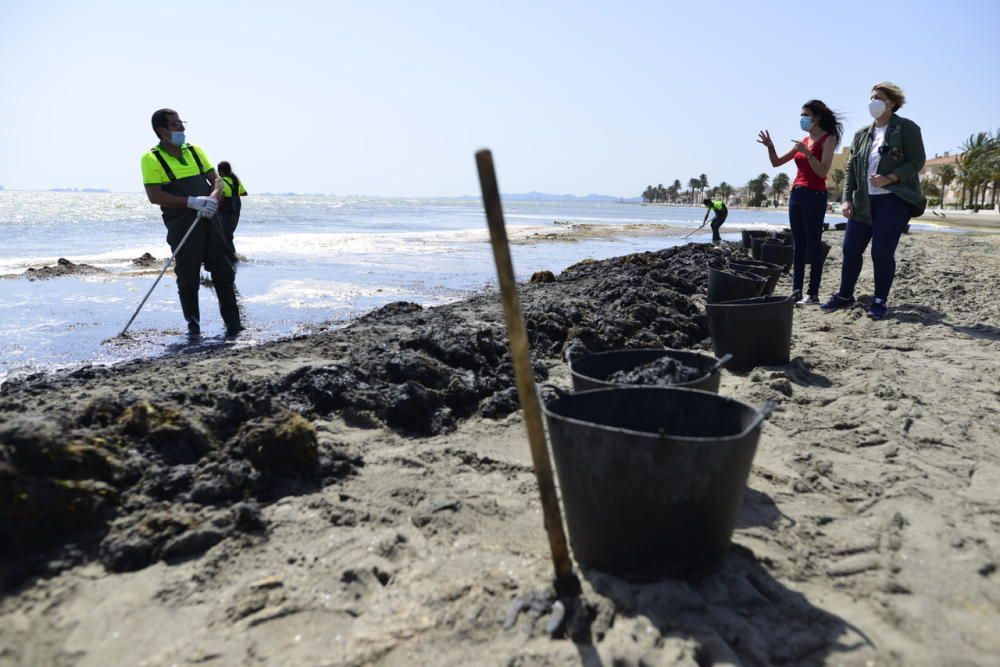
[729,260,782,296]
[566,345,731,393]
[706,295,794,368]
[761,240,793,270]
[741,229,770,249]
[835,222,847,231]
[707,266,766,303]
[542,386,773,579]
[807,242,832,265]
[750,235,769,260]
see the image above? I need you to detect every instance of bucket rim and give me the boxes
[705,295,794,309]
[568,346,721,364]
[542,385,771,443]
[567,348,724,389]
[707,265,767,283]
[729,260,783,272]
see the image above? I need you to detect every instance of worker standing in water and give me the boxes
[141,108,243,338]
[217,161,247,263]
[702,197,728,244]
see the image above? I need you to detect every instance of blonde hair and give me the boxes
[872,81,905,111]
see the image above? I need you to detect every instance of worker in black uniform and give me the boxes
[141,108,243,338]
[702,198,729,244]
[217,160,247,263]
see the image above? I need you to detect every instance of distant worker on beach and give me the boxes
[821,82,926,319]
[141,108,244,338]
[217,161,247,263]
[757,100,843,305]
[702,198,728,244]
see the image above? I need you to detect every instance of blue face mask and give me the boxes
[169,131,186,146]
[799,116,813,131]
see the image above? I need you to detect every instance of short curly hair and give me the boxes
[871,82,905,111]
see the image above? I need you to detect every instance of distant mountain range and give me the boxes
[454,191,642,203]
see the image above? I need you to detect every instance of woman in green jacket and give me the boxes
[822,82,926,319]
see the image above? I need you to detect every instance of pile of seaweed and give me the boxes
[0,242,744,589]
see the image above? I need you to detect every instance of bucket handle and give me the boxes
[750,400,779,430]
[562,339,590,364]
[539,383,569,404]
[709,353,733,374]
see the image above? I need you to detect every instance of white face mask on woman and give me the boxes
[868,99,887,119]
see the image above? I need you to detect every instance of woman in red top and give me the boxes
[757,100,843,303]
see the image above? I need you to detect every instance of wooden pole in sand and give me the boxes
[475,149,578,591]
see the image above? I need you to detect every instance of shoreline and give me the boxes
[1,234,999,665]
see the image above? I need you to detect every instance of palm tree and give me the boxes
[936,164,956,209]
[642,185,654,203]
[718,182,734,202]
[989,129,1000,208]
[959,132,991,209]
[921,180,942,207]
[699,174,709,201]
[831,168,846,198]
[745,175,767,207]
[688,178,701,205]
[771,173,790,206]
[672,180,682,203]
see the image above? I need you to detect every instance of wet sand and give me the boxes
[1,232,998,666]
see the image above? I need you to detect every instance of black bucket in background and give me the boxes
[835,222,847,231]
[543,387,771,580]
[567,347,729,393]
[750,235,769,260]
[807,242,832,265]
[729,260,782,296]
[761,241,793,270]
[706,295,794,368]
[741,229,770,249]
[707,267,766,304]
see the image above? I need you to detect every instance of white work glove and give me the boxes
[187,196,218,217]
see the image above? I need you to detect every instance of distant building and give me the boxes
[827,147,852,198]
[921,152,962,207]
[830,147,849,178]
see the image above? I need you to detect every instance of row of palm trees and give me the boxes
[744,173,791,207]
[922,130,999,210]
[642,172,793,207]
[641,176,735,205]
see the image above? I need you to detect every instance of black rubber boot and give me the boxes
[215,282,243,337]
[179,291,201,338]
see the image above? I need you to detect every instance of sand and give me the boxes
[1,231,998,666]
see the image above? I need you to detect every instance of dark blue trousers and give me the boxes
[837,194,910,301]
[788,187,828,295]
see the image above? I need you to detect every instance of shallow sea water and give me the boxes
[3,191,948,383]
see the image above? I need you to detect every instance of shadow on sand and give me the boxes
[892,303,1000,341]
[736,487,795,530]
[574,545,873,666]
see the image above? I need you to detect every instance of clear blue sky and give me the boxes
[2,0,997,197]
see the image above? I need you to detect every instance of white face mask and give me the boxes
[869,99,887,119]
